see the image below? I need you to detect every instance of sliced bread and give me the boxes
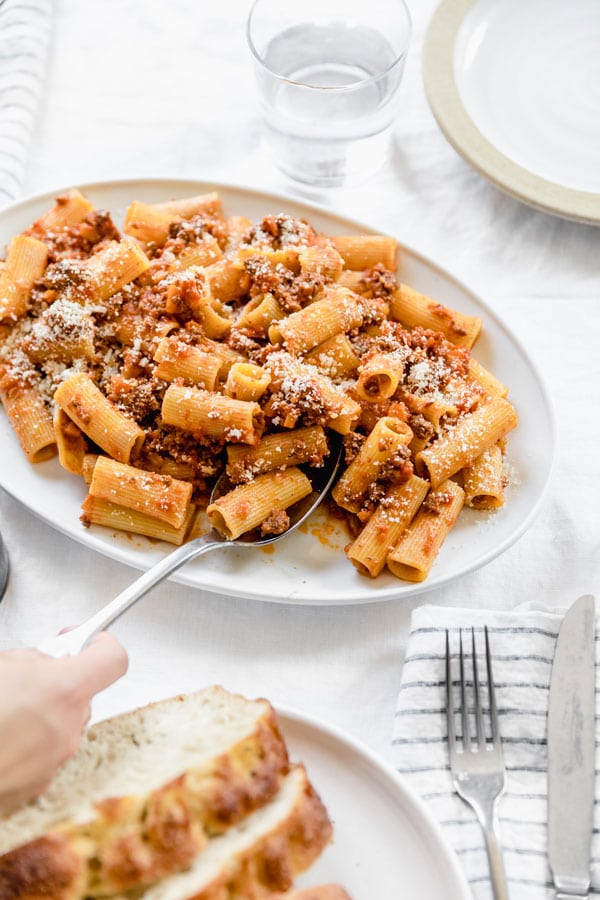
[138,764,332,900]
[0,688,289,899]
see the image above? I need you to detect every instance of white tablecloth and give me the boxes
[0,0,598,768]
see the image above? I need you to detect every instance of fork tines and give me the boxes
[445,627,502,754]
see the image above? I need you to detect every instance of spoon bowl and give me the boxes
[37,437,343,657]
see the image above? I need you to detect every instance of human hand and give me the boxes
[0,632,128,813]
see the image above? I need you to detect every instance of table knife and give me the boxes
[548,594,596,899]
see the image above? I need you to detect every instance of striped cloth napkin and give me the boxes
[392,603,600,899]
[0,0,52,205]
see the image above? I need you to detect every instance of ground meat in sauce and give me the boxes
[28,210,121,263]
[142,426,223,480]
[430,303,468,337]
[105,375,162,421]
[422,489,454,515]
[359,263,398,299]
[408,412,436,442]
[260,509,290,536]
[167,214,229,249]
[241,214,316,250]
[342,431,366,466]
[243,256,325,314]
[226,328,263,358]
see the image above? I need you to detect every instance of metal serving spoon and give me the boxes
[0,531,9,601]
[37,439,342,658]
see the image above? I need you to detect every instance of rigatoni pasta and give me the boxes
[0,190,519,581]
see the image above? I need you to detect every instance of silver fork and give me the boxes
[445,627,509,900]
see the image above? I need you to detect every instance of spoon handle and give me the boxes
[37,533,223,658]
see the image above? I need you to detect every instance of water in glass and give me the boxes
[259,22,406,186]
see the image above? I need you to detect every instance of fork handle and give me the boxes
[471,799,509,900]
[483,824,509,900]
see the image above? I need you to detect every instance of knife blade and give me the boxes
[548,594,596,899]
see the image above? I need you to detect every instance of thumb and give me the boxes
[66,632,129,698]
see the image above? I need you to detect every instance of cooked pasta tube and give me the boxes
[0,380,56,462]
[236,292,285,335]
[224,363,271,401]
[165,271,230,339]
[298,243,344,280]
[332,235,397,271]
[204,258,249,302]
[0,235,48,321]
[85,239,150,302]
[387,479,465,582]
[407,395,458,431]
[82,453,99,484]
[207,467,312,539]
[415,397,517,488]
[29,189,94,233]
[124,192,222,244]
[54,373,145,463]
[155,191,222,219]
[462,443,506,509]
[136,453,196,483]
[305,334,360,379]
[175,237,223,269]
[81,495,196,546]
[162,384,264,444]
[224,215,252,251]
[356,352,405,402]
[332,416,413,514]
[153,337,222,389]
[237,245,300,272]
[23,298,95,363]
[182,333,245,377]
[226,425,329,484]
[54,408,87,475]
[89,456,193,529]
[264,351,360,435]
[346,474,430,577]
[335,270,365,293]
[467,357,509,399]
[123,202,175,245]
[390,284,482,349]
[268,286,364,353]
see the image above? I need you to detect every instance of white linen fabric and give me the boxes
[0,6,599,897]
[393,604,600,899]
[0,0,52,203]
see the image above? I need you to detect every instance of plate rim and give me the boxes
[422,0,600,225]
[0,175,558,604]
[276,703,472,899]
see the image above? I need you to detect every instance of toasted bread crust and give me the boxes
[0,834,85,900]
[0,702,289,900]
[187,767,332,900]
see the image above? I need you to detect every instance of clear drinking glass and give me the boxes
[246,0,412,188]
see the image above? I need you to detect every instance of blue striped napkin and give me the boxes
[392,604,599,900]
[0,0,52,204]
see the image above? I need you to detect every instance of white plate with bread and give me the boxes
[0,687,470,898]
[0,178,555,604]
